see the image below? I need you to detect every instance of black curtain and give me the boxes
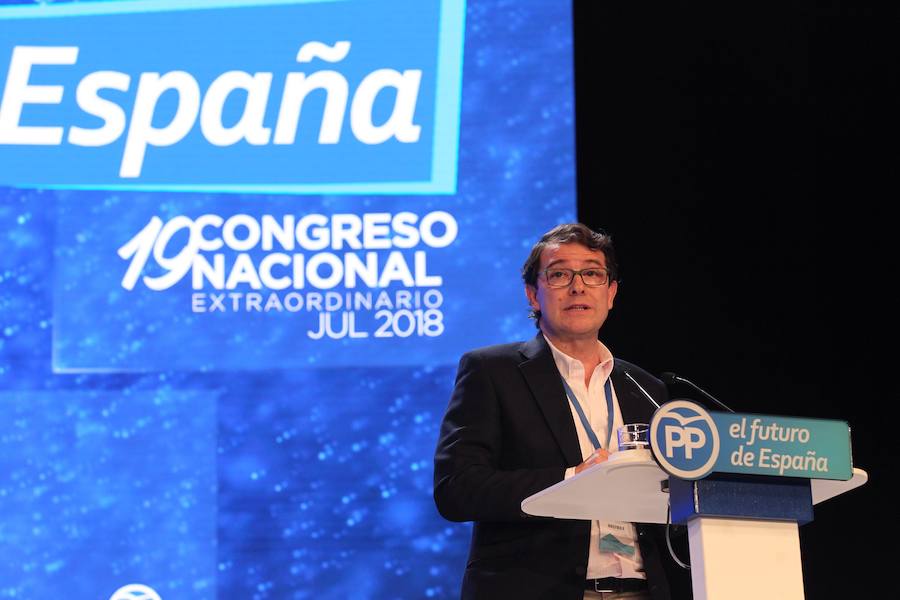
[574,2,896,596]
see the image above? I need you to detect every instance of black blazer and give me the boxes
[434,334,689,600]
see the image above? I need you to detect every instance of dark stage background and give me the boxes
[573,2,895,597]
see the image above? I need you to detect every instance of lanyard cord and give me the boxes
[560,376,615,450]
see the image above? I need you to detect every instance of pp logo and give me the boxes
[109,584,162,600]
[650,400,720,479]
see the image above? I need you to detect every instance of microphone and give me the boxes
[623,370,662,410]
[660,372,735,413]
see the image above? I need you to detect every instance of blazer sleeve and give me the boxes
[433,350,565,523]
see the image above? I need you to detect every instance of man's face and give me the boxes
[525,242,618,344]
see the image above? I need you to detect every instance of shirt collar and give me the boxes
[543,334,615,381]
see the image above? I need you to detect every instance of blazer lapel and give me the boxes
[518,334,583,466]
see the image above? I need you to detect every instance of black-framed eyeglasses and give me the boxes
[541,267,610,288]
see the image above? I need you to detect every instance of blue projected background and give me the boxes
[0,1,575,598]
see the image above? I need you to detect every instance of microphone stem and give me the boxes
[623,371,662,409]
[675,376,735,413]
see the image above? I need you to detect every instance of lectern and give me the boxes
[521,401,866,600]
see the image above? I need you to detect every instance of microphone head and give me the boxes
[659,371,679,385]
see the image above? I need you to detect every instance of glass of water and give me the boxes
[617,423,650,451]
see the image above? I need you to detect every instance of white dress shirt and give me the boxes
[545,336,646,580]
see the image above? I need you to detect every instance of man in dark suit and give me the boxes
[433,223,690,600]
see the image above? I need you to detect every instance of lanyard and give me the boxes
[561,376,615,451]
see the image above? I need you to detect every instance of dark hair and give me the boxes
[521,223,618,325]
